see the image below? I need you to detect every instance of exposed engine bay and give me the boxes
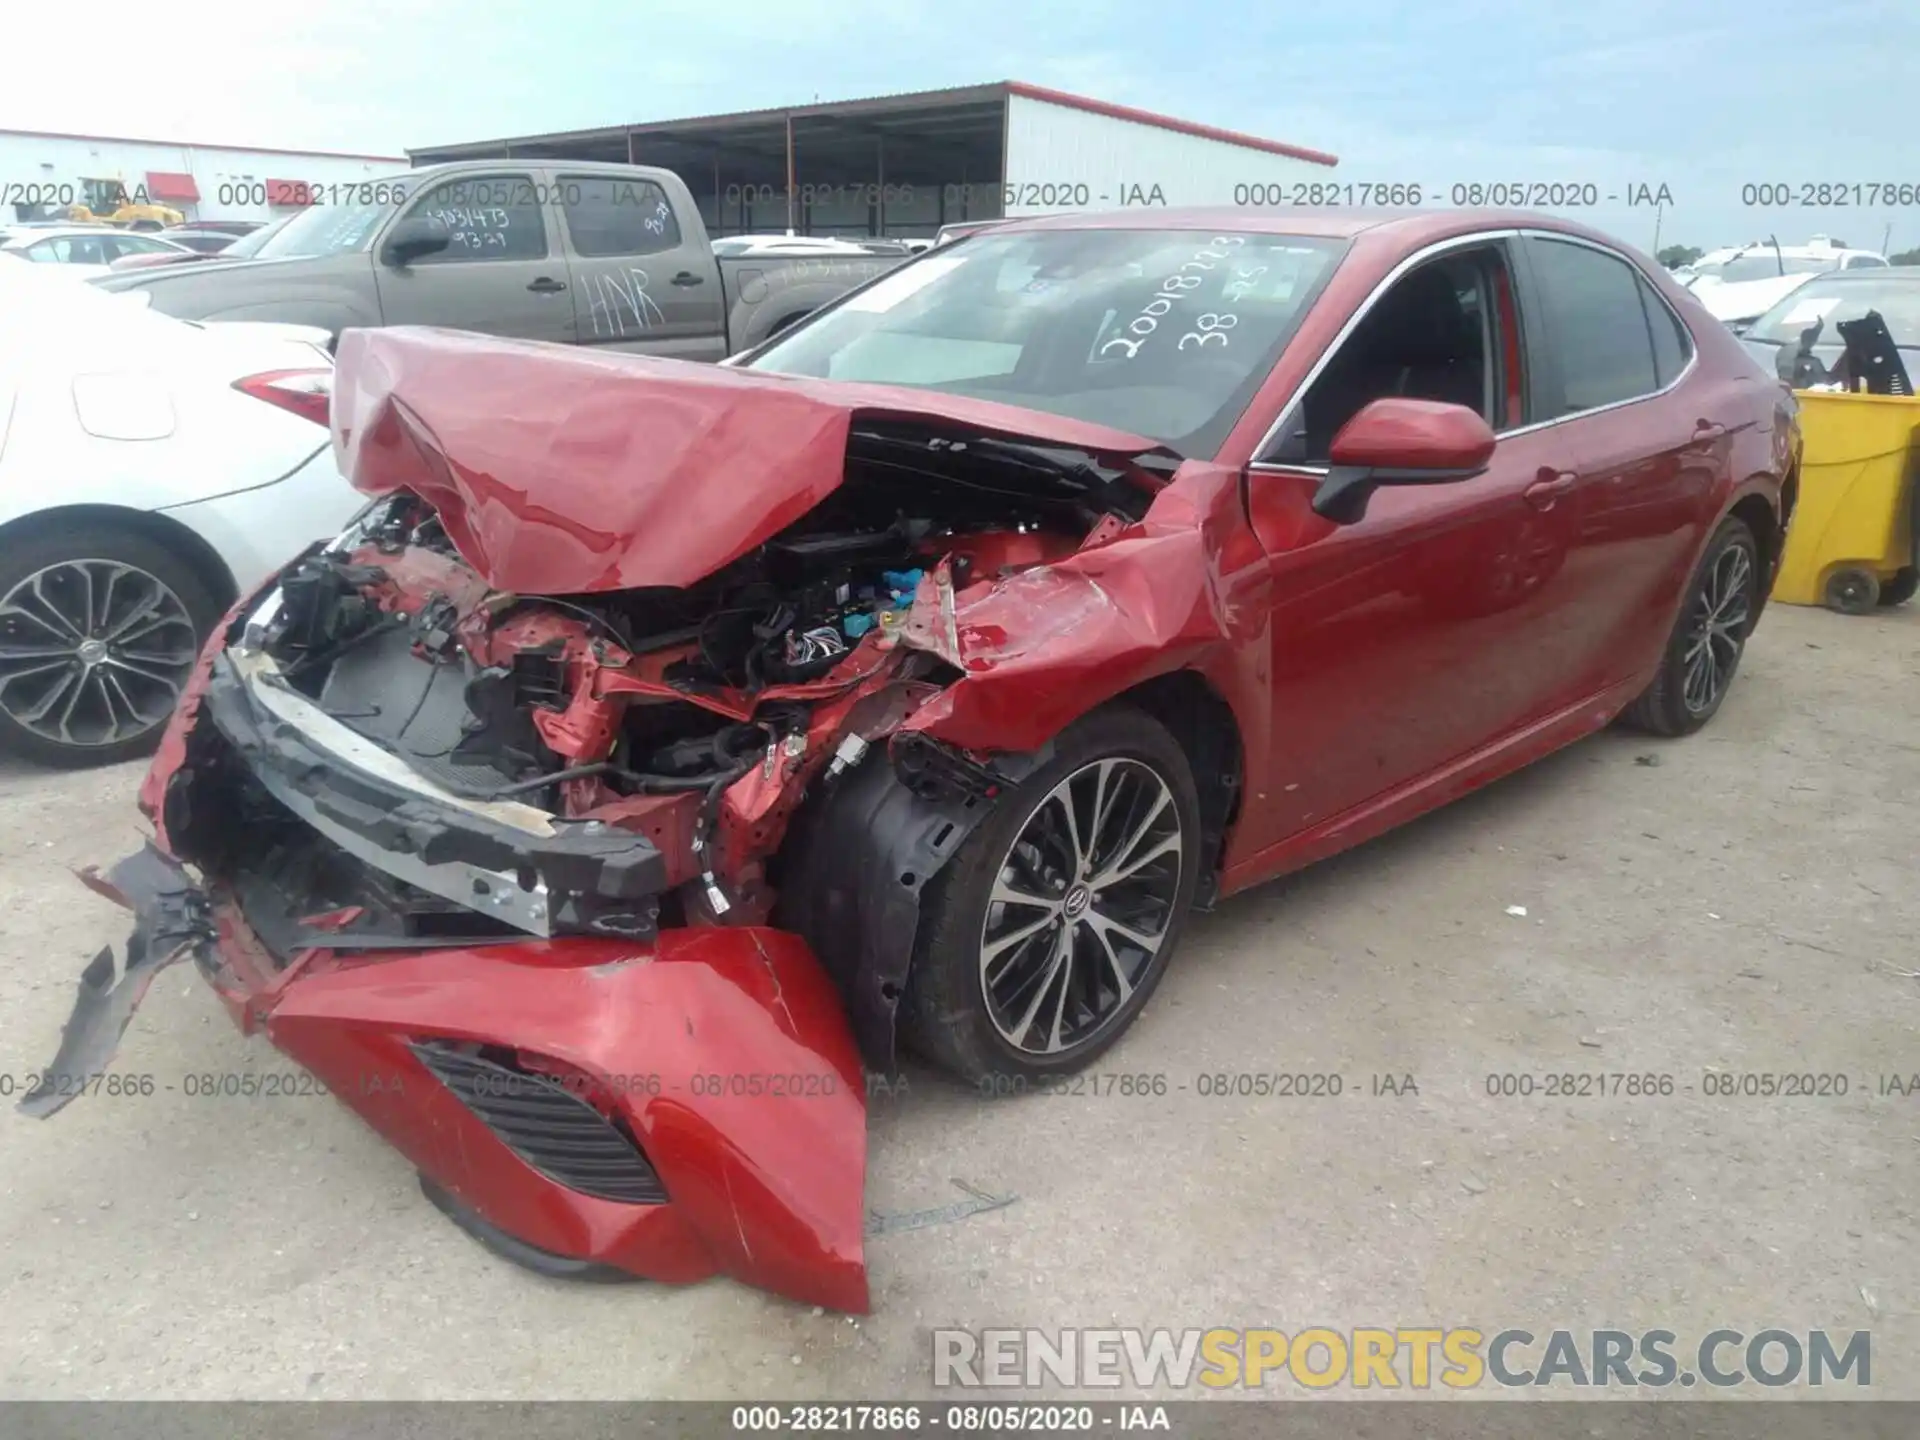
[153,420,1158,1047]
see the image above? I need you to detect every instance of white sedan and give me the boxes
[0,265,361,767]
[1,227,195,280]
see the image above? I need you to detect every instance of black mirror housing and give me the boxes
[382,217,451,268]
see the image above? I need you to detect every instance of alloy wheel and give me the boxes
[0,560,199,750]
[978,757,1184,1056]
[1681,540,1753,715]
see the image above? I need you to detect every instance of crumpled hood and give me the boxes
[331,326,1166,594]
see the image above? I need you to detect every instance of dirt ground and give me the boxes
[0,599,1914,1401]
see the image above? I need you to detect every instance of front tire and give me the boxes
[0,522,220,769]
[902,706,1201,1087]
[1619,516,1759,737]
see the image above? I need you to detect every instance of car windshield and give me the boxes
[248,176,415,259]
[1694,254,1837,284]
[1745,275,1920,346]
[221,215,294,258]
[743,228,1345,457]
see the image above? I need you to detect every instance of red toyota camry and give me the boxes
[25,208,1799,1313]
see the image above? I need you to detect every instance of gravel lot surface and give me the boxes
[0,601,1914,1401]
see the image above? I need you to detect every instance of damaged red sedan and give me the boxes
[24,210,1798,1313]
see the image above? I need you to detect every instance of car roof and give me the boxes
[987,206,1639,250]
[1697,241,1880,261]
[417,158,661,176]
[2,226,126,242]
[1790,264,1920,281]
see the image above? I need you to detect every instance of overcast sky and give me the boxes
[5,0,1916,254]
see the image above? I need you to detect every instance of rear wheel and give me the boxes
[0,523,221,768]
[1619,516,1759,737]
[903,707,1201,1087]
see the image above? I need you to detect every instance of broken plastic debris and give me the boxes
[1505,905,1528,918]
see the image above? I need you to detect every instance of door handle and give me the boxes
[671,271,705,286]
[526,276,567,293]
[1523,469,1578,511]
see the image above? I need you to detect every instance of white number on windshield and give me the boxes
[1099,237,1248,360]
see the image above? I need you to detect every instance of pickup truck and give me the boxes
[94,160,905,359]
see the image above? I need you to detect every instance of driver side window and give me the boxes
[399,173,549,263]
[1265,247,1509,466]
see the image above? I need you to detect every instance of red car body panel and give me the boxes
[33,208,1794,1315]
[332,327,1171,595]
[213,908,869,1311]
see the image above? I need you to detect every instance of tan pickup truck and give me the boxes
[95,160,904,358]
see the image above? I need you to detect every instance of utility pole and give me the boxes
[1652,200,1663,255]
[785,113,796,236]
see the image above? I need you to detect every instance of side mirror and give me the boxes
[380,216,450,268]
[1309,398,1496,525]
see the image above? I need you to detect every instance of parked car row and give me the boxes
[1675,235,1890,330]
[0,216,274,277]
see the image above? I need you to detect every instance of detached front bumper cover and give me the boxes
[22,634,874,1310]
[18,844,212,1119]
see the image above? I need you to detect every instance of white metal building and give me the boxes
[0,128,408,226]
[408,81,1339,239]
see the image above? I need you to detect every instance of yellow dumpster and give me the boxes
[1773,390,1920,612]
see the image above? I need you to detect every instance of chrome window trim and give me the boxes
[1248,226,1700,471]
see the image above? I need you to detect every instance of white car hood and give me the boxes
[201,320,334,348]
[1689,272,1817,324]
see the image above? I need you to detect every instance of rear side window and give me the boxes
[560,177,682,258]
[1529,237,1660,415]
[1639,278,1693,387]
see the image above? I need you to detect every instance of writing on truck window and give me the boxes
[424,207,514,251]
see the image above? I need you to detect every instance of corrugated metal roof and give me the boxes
[407,81,1336,168]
